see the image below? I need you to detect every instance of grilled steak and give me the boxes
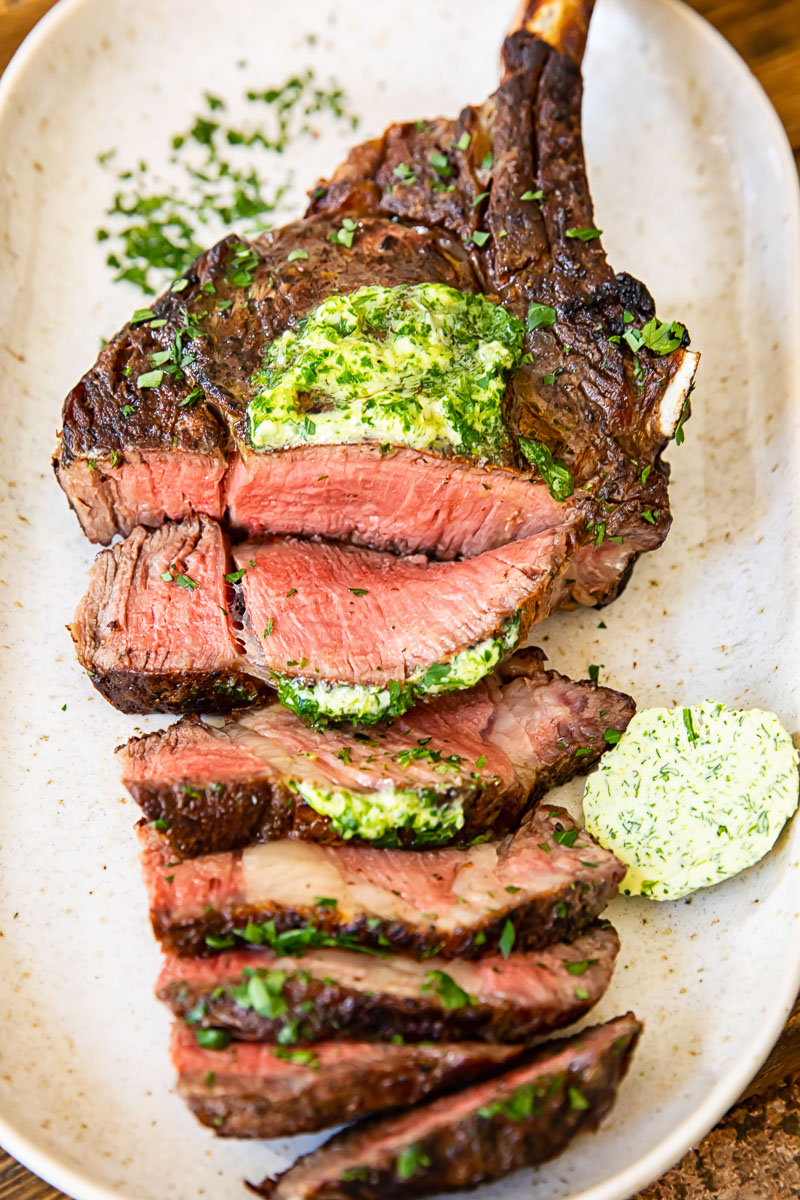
[170,1025,523,1139]
[54,0,697,615]
[159,924,618,1045]
[118,650,635,854]
[140,805,625,959]
[252,1013,642,1200]
[70,515,268,713]
[71,515,578,718]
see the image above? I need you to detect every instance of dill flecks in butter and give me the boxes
[582,700,799,901]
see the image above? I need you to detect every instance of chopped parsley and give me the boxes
[526,301,557,331]
[518,437,574,502]
[498,918,516,958]
[565,226,602,241]
[95,70,358,293]
[421,970,475,1010]
[195,1029,231,1050]
[395,1143,431,1181]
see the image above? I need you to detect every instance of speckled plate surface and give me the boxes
[0,1,799,1198]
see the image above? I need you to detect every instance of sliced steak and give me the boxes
[119,652,635,854]
[170,1025,523,1139]
[69,515,268,713]
[252,1013,642,1200]
[140,805,625,959]
[159,924,618,1044]
[225,444,567,559]
[54,3,697,615]
[73,516,575,718]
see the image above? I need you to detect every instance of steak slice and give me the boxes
[170,1025,523,1139]
[54,2,697,615]
[118,652,635,854]
[140,805,625,959]
[252,1013,642,1200]
[69,514,268,713]
[224,444,566,559]
[158,924,619,1045]
[72,516,575,719]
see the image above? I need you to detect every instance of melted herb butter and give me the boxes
[293,780,464,844]
[248,283,525,458]
[275,617,521,726]
[583,701,800,901]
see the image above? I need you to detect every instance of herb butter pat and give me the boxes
[248,283,525,459]
[275,619,521,726]
[293,780,464,845]
[582,701,799,901]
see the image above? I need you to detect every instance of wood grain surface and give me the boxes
[1,0,799,1197]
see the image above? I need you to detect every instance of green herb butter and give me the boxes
[275,617,521,726]
[583,701,799,901]
[248,283,525,459]
[293,780,464,844]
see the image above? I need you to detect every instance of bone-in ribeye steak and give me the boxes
[252,1014,642,1200]
[54,6,697,614]
[118,649,635,853]
[170,1025,525,1139]
[141,805,625,959]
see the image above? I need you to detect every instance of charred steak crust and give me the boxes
[87,669,269,716]
[252,1014,642,1200]
[172,1028,524,1140]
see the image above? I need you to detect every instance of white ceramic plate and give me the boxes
[0,1,798,1198]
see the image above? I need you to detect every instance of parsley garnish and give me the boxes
[526,301,557,331]
[275,1046,320,1068]
[588,664,602,684]
[392,162,417,185]
[137,369,163,389]
[348,588,369,596]
[569,1086,590,1110]
[604,728,621,744]
[286,248,309,262]
[224,567,247,583]
[518,437,574,502]
[429,151,452,177]
[566,958,597,976]
[472,230,490,247]
[195,1029,231,1050]
[566,227,602,240]
[520,189,543,201]
[498,918,516,958]
[421,971,475,1010]
[395,1143,431,1181]
[330,217,357,248]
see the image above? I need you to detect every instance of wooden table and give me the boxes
[1,0,799,1196]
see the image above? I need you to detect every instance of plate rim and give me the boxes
[0,0,799,1197]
